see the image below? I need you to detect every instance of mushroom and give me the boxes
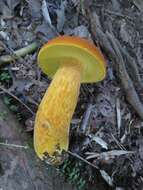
[34,36,106,165]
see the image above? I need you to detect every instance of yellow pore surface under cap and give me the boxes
[34,62,82,165]
[38,36,106,83]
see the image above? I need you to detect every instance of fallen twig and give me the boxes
[132,0,143,11]
[105,9,132,20]
[107,32,143,119]
[0,86,35,115]
[88,11,143,120]
[67,150,113,186]
[0,42,39,66]
[67,150,98,169]
[85,150,134,160]
[118,43,142,87]
[0,142,28,149]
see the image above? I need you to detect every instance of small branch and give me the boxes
[0,142,28,149]
[67,150,98,169]
[88,11,143,120]
[0,42,38,66]
[105,9,132,20]
[67,150,113,186]
[0,86,35,116]
[107,32,143,119]
[119,44,142,86]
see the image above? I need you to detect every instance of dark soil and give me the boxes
[0,99,76,190]
[0,0,143,190]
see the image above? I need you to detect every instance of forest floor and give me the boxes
[0,0,143,190]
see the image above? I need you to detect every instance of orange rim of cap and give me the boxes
[38,35,106,83]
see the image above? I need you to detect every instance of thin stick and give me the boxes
[111,134,126,151]
[89,11,143,119]
[107,32,143,119]
[0,42,38,65]
[67,150,113,186]
[0,86,35,115]
[0,142,28,149]
[67,150,98,169]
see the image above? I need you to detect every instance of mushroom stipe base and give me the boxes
[34,62,83,165]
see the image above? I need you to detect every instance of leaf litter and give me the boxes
[0,0,143,189]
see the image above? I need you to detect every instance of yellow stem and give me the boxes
[34,61,82,164]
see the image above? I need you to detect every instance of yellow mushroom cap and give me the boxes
[38,35,106,83]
